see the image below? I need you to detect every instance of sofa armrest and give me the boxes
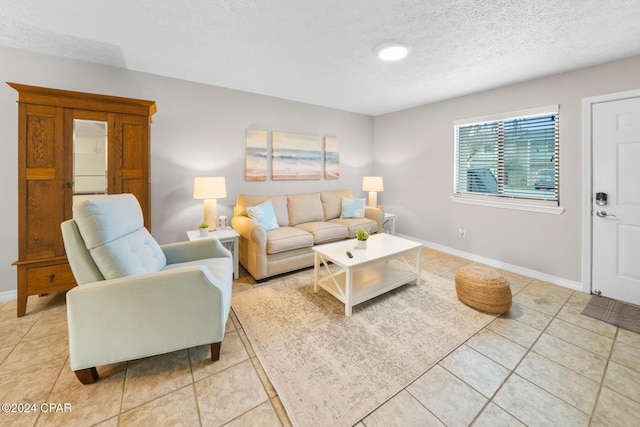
[66,266,230,371]
[231,215,267,247]
[365,206,385,233]
[161,239,231,264]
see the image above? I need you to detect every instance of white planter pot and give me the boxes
[199,228,209,237]
[356,239,367,249]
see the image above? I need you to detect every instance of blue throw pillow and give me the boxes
[340,197,366,219]
[247,199,280,231]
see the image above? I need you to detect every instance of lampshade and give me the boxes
[362,176,384,192]
[193,177,227,200]
[362,176,384,208]
[193,177,227,231]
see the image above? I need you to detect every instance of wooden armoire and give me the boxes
[9,83,156,316]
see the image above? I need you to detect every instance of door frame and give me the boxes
[581,88,640,294]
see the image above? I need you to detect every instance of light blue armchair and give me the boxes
[61,194,233,384]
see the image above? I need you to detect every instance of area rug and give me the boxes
[231,268,496,427]
[582,295,640,334]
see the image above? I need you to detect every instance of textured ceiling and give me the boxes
[1,0,640,115]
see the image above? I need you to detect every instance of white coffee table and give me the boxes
[313,233,422,316]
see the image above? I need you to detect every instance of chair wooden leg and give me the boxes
[210,342,221,361]
[75,367,99,385]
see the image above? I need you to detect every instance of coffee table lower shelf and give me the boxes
[314,261,419,316]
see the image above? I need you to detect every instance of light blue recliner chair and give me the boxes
[61,194,233,385]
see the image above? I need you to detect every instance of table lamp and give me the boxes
[193,177,227,230]
[362,176,384,207]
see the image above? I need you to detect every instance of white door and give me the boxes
[592,96,640,306]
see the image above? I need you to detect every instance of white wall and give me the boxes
[374,55,640,284]
[0,46,374,297]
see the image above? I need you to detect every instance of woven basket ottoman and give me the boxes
[455,266,512,314]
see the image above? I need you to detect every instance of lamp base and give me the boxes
[204,199,218,231]
[367,192,378,207]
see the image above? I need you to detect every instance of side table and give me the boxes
[186,228,240,279]
[383,213,396,235]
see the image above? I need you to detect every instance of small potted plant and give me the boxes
[199,222,209,237]
[355,226,370,249]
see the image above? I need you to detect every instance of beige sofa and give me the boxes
[232,190,384,281]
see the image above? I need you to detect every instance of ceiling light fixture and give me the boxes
[375,41,410,61]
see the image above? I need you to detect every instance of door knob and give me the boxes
[596,210,616,218]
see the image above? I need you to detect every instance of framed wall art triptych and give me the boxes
[245,129,340,181]
[245,129,268,181]
[272,131,322,181]
[324,136,339,180]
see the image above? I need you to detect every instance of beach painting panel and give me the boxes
[324,137,339,180]
[246,129,268,181]
[272,131,322,180]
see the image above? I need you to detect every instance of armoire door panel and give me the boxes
[25,108,58,169]
[26,180,66,259]
[25,168,56,180]
[22,104,65,260]
[109,112,151,229]
[121,169,145,179]
[121,115,149,170]
[123,181,150,211]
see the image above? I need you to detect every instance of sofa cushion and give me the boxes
[74,194,167,279]
[340,196,366,218]
[236,194,289,226]
[246,200,280,231]
[74,194,142,249]
[328,218,378,238]
[266,226,314,254]
[287,193,324,226]
[234,194,267,217]
[269,195,290,226]
[321,189,352,220]
[90,229,167,279]
[294,221,349,244]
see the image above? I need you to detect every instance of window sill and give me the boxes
[450,196,565,215]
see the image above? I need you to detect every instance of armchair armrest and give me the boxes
[231,215,267,247]
[365,206,384,233]
[161,239,231,264]
[66,266,230,371]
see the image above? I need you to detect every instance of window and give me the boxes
[454,105,560,210]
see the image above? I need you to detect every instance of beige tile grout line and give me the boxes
[587,325,618,427]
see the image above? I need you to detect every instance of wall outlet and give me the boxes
[458,227,465,238]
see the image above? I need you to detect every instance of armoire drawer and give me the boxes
[27,263,77,294]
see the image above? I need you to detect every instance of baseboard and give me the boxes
[0,289,17,303]
[397,233,584,293]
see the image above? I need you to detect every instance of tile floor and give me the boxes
[0,247,639,426]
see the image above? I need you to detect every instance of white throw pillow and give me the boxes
[340,197,366,218]
[247,200,280,231]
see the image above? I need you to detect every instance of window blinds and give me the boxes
[455,107,559,204]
